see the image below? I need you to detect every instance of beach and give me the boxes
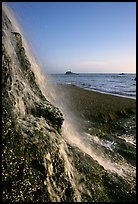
[57,84,136,123]
[56,84,136,166]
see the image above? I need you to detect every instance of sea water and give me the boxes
[50,73,136,99]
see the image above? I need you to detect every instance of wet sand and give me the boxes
[56,84,136,167]
[57,84,136,123]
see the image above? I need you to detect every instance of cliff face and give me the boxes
[2,7,67,202]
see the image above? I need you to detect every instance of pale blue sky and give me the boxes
[6,2,136,73]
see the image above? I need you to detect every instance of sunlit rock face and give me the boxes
[2,4,136,202]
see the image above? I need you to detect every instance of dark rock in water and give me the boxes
[65,71,78,75]
[2,4,136,202]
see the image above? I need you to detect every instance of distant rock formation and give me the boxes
[65,71,78,75]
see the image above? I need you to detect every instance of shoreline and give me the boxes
[81,86,136,100]
[56,84,136,123]
[56,84,136,168]
[49,73,136,100]
[53,82,136,100]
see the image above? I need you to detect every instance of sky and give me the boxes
[5,2,136,74]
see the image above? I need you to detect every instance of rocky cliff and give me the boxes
[2,7,68,202]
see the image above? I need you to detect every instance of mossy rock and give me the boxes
[98,128,107,138]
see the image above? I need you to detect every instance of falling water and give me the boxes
[2,3,136,202]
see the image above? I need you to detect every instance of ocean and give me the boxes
[50,73,136,99]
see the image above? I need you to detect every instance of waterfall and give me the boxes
[2,3,136,202]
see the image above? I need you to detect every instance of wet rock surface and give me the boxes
[2,8,65,202]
